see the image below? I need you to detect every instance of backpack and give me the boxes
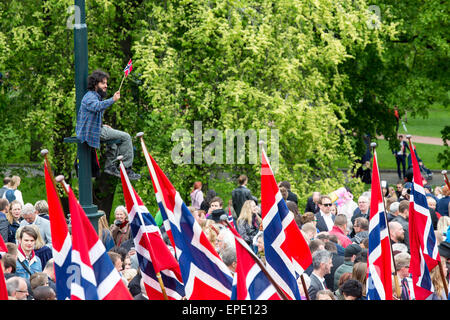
[5,189,16,203]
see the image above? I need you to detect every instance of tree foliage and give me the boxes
[0,0,447,214]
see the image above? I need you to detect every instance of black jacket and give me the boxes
[232,185,253,217]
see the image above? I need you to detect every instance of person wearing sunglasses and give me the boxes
[316,195,336,232]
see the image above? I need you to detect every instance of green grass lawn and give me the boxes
[397,106,450,138]
[374,139,445,170]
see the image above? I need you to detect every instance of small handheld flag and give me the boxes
[118,59,132,91]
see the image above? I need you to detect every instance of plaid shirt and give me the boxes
[76,90,115,148]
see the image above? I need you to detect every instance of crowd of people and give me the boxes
[1,172,449,300]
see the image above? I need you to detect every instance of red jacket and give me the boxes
[329,226,352,248]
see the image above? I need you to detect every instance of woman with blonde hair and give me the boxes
[202,219,219,249]
[427,256,448,300]
[236,200,261,247]
[437,216,450,242]
[7,200,22,243]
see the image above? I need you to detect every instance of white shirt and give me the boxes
[320,211,334,231]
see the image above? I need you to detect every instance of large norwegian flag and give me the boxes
[140,140,233,300]
[66,183,132,300]
[228,224,281,300]
[118,161,185,300]
[260,147,311,300]
[367,149,393,300]
[408,140,440,300]
[0,235,8,300]
[44,162,73,300]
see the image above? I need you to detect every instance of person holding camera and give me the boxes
[109,205,131,247]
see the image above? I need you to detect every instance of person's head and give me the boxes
[278,181,291,190]
[209,196,223,212]
[319,196,333,214]
[107,251,123,272]
[398,200,409,219]
[389,221,405,243]
[426,197,437,210]
[389,201,400,216]
[324,240,337,254]
[309,239,325,254]
[338,272,352,289]
[114,205,128,223]
[311,250,333,277]
[286,201,299,216]
[344,243,362,262]
[1,253,16,274]
[238,175,248,186]
[8,200,22,221]
[220,247,237,273]
[256,233,264,253]
[357,195,369,213]
[316,289,336,300]
[43,258,55,281]
[398,134,404,141]
[30,272,49,290]
[442,185,450,197]
[33,285,56,300]
[394,252,411,279]
[6,276,29,300]
[21,203,37,224]
[341,279,362,300]
[334,214,348,233]
[34,200,49,216]
[330,204,337,215]
[8,176,21,189]
[301,222,317,242]
[192,181,202,191]
[353,217,369,237]
[312,191,321,203]
[352,262,367,293]
[216,228,235,255]
[18,225,38,254]
[5,243,17,258]
[238,200,260,225]
[87,69,110,98]
[437,216,450,236]
[122,268,137,283]
[23,225,45,250]
[0,198,8,213]
[279,187,288,201]
[301,212,316,225]
[2,176,11,186]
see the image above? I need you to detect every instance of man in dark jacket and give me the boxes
[279,181,298,205]
[231,175,254,218]
[304,191,320,214]
[0,198,9,243]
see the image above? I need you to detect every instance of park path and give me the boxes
[378,134,445,146]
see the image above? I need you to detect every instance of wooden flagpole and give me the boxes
[371,142,402,299]
[118,73,126,92]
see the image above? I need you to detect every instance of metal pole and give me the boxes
[74,0,101,231]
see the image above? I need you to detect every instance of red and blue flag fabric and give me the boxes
[260,148,311,300]
[66,182,132,300]
[44,162,73,300]
[408,140,440,300]
[228,207,235,228]
[123,59,132,77]
[119,161,185,300]
[367,149,393,300]
[228,224,281,300]
[140,140,233,300]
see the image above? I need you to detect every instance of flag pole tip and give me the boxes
[117,155,124,161]
[40,149,49,156]
[370,142,377,148]
[406,134,412,139]
[442,170,447,175]
[220,214,228,222]
[258,140,265,145]
[55,175,65,183]
[136,132,144,138]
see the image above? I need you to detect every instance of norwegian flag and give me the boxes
[66,183,132,300]
[118,161,185,300]
[44,162,73,300]
[140,140,233,300]
[408,140,440,300]
[260,147,312,300]
[123,59,132,77]
[0,235,7,300]
[228,224,281,300]
[367,149,393,300]
[228,207,235,228]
